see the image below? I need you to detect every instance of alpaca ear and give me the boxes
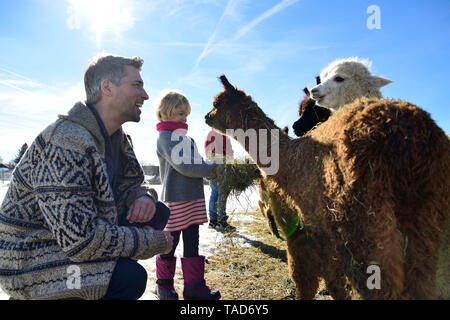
[303,87,310,96]
[219,75,237,92]
[367,75,392,88]
[316,76,321,85]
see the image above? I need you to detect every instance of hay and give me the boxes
[212,157,261,204]
[205,211,296,300]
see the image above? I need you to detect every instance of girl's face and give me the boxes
[165,106,188,123]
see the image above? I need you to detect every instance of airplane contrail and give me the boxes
[233,0,300,40]
[195,0,237,68]
[195,0,300,67]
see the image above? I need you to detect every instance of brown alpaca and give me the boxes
[292,88,331,137]
[258,126,350,299]
[295,80,449,299]
[293,89,450,299]
[205,75,450,299]
[258,177,351,299]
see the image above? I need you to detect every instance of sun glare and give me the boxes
[66,0,135,47]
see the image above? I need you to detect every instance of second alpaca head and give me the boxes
[310,57,392,111]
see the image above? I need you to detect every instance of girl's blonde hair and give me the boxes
[156,91,191,121]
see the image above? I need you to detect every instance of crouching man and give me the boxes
[0,54,173,300]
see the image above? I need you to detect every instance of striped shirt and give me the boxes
[164,199,208,232]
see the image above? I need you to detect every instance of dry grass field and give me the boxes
[202,210,340,300]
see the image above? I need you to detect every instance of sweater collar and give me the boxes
[156,121,188,134]
[58,101,122,156]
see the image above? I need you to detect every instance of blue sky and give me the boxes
[0,0,449,165]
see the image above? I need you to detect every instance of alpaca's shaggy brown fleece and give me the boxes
[259,177,351,299]
[205,76,449,299]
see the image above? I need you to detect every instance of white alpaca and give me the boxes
[310,57,392,111]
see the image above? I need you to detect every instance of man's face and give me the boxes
[113,65,149,123]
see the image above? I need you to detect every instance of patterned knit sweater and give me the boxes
[0,102,168,300]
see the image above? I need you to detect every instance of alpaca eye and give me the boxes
[334,76,345,82]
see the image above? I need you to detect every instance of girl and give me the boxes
[154,91,221,300]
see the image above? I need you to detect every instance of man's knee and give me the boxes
[132,261,148,299]
[103,259,148,300]
[150,201,170,230]
[119,259,147,300]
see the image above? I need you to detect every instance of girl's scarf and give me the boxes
[156,121,188,135]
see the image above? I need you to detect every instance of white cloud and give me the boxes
[0,68,85,162]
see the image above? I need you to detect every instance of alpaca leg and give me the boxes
[287,237,319,299]
[314,236,351,300]
[400,203,447,299]
[402,213,444,299]
[324,270,351,300]
[435,221,450,299]
[336,196,407,299]
[296,275,319,300]
[359,217,406,299]
[322,252,351,299]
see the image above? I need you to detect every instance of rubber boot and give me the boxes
[154,255,179,300]
[181,255,221,300]
[218,215,236,232]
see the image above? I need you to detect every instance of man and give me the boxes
[0,54,173,300]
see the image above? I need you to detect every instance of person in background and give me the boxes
[204,129,235,231]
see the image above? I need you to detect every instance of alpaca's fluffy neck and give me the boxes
[232,102,292,178]
[337,89,382,110]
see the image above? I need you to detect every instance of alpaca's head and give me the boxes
[297,76,321,116]
[297,88,315,116]
[205,75,269,134]
[292,86,331,137]
[310,57,392,111]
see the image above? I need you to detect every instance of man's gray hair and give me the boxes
[84,53,144,105]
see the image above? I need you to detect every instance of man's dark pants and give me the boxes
[100,201,170,300]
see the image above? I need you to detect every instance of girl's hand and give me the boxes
[215,164,225,178]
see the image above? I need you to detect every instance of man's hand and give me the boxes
[127,196,156,223]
